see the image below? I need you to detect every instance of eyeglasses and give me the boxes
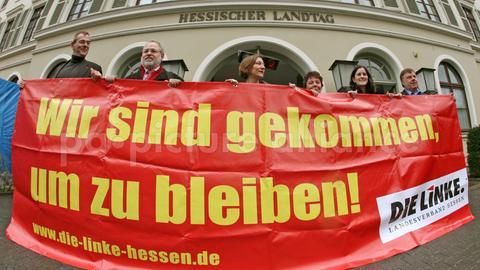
[143,49,161,53]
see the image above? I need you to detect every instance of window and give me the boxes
[356,54,397,93]
[135,0,170,5]
[440,0,458,26]
[463,7,480,41]
[0,20,14,51]
[67,0,93,21]
[340,0,375,6]
[22,6,45,44]
[438,62,471,130]
[415,0,441,22]
[136,0,157,5]
[118,52,142,78]
[8,75,19,83]
[383,0,399,8]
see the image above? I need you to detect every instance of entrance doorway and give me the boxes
[193,36,318,87]
[209,49,304,86]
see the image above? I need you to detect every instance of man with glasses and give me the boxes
[127,40,182,87]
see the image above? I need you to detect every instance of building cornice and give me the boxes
[0,57,31,71]
[6,3,24,17]
[33,20,474,56]
[34,1,472,41]
[470,41,480,52]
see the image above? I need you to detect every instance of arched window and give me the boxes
[438,62,471,130]
[118,52,142,78]
[8,75,19,84]
[209,49,303,85]
[47,61,67,78]
[355,54,396,93]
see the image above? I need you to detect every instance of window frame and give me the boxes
[67,0,93,21]
[438,62,471,130]
[355,53,397,93]
[340,0,375,6]
[0,19,14,51]
[462,6,480,41]
[415,0,441,22]
[22,5,45,44]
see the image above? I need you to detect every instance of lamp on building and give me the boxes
[328,60,358,91]
[162,59,189,79]
[416,67,437,94]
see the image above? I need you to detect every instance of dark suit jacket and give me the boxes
[127,68,183,81]
[401,89,422,95]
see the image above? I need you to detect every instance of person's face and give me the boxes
[353,68,369,87]
[402,72,418,89]
[306,76,323,93]
[249,57,265,79]
[71,33,90,57]
[141,42,163,70]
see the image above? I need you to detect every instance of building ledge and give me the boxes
[0,42,35,60]
[34,0,473,42]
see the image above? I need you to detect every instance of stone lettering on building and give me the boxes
[178,10,335,24]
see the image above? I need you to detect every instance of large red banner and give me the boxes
[7,79,474,269]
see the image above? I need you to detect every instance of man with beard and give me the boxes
[53,31,103,79]
[127,40,182,87]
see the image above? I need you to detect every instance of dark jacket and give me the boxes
[126,66,183,81]
[401,89,422,95]
[53,55,102,78]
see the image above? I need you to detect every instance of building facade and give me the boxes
[0,0,479,132]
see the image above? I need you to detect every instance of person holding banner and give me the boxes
[345,65,377,94]
[400,68,422,96]
[52,31,103,79]
[342,65,402,98]
[225,54,266,86]
[303,71,323,95]
[288,71,324,96]
[126,40,183,87]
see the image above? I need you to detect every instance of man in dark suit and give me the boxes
[400,68,422,96]
[127,40,182,87]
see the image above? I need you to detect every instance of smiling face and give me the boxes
[141,42,164,71]
[305,76,323,93]
[248,57,265,81]
[352,67,369,89]
[71,33,90,57]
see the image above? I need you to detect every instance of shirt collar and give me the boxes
[404,88,420,95]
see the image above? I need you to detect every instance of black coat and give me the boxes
[53,55,102,78]
[126,68,183,81]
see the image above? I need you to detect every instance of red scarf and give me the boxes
[140,65,164,80]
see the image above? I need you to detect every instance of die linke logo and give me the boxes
[376,169,468,243]
[388,178,463,224]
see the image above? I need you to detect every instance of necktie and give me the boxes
[143,70,149,80]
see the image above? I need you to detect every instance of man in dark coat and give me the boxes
[53,31,103,79]
[127,40,182,87]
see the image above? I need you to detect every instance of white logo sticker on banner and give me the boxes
[377,168,469,243]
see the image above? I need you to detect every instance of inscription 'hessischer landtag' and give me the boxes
[178,10,335,24]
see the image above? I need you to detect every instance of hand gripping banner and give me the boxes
[7,79,474,269]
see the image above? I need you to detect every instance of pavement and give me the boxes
[1,182,479,270]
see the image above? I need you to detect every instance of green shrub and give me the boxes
[467,126,480,178]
